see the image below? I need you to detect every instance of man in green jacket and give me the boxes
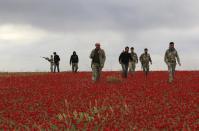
[90,43,106,82]
[164,42,181,83]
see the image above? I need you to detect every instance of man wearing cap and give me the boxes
[129,47,138,74]
[164,42,181,83]
[53,52,60,72]
[90,43,106,82]
[139,48,152,76]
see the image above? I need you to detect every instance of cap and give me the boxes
[95,43,100,46]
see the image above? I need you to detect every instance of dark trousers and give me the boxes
[54,63,60,72]
[121,64,129,78]
[72,63,78,72]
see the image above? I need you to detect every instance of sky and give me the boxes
[0,0,199,72]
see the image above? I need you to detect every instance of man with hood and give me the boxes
[70,51,79,72]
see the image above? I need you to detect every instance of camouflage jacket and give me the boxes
[164,48,180,64]
[130,52,138,63]
[90,48,106,68]
[139,53,152,65]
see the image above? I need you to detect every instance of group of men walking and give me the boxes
[43,52,61,73]
[89,42,181,83]
[44,42,181,83]
[119,47,152,78]
[43,51,79,73]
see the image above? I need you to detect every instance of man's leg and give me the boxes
[57,64,60,72]
[170,63,176,82]
[121,64,126,78]
[146,64,149,76]
[131,63,136,74]
[75,63,78,72]
[54,64,57,72]
[72,63,75,72]
[92,64,97,81]
[168,63,173,83]
[129,62,132,72]
[125,64,128,78]
[50,63,53,72]
[96,65,101,81]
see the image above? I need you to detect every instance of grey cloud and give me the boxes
[1,0,199,32]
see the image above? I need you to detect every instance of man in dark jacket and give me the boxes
[53,52,60,72]
[119,46,133,78]
[70,51,79,72]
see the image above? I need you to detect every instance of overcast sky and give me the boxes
[0,0,199,72]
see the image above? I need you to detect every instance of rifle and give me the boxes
[41,57,49,60]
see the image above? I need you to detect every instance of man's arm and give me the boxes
[164,51,168,64]
[176,51,181,66]
[90,50,94,59]
[77,55,79,63]
[70,56,72,65]
[139,54,142,63]
[149,55,152,64]
[136,54,138,63]
[129,54,133,61]
[119,53,122,64]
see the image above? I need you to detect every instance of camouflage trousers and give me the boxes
[72,63,78,72]
[129,62,136,74]
[50,63,54,72]
[142,63,149,76]
[168,62,176,83]
[91,63,102,81]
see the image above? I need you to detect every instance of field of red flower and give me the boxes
[0,71,198,130]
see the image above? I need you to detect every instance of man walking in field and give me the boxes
[140,48,152,77]
[90,43,106,82]
[43,55,54,72]
[70,51,79,72]
[164,42,181,83]
[129,47,138,74]
[53,52,60,72]
[119,46,133,78]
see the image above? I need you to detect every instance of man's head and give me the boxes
[53,52,56,55]
[169,42,175,49]
[144,48,148,53]
[125,46,129,52]
[51,55,53,58]
[95,43,101,49]
[73,51,76,55]
[130,47,134,52]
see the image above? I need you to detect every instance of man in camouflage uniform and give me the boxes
[139,48,152,76]
[90,43,106,82]
[129,47,138,74]
[164,42,181,83]
[43,55,54,72]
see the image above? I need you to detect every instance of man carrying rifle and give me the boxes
[42,55,54,72]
